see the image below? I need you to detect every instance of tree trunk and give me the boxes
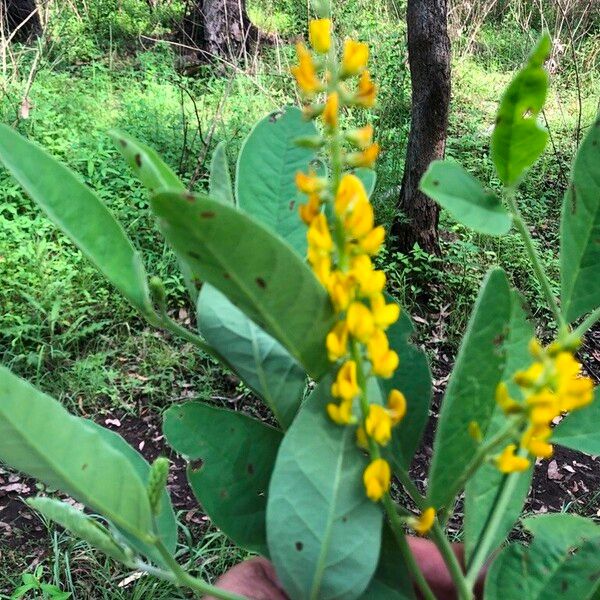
[392,0,451,256]
[1,0,41,42]
[182,0,257,62]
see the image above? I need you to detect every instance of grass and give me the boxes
[0,0,598,595]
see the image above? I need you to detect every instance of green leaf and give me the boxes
[197,284,305,428]
[420,161,512,235]
[560,114,600,322]
[267,379,382,600]
[428,269,512,509]
[150,190,335,379]
[27,498,130,563]
[0,367,153,543]
[382,309,432,470]
[359,525,416,599]
[163,402,282,555]
[553,387,600,455]
[491,35,551,186]
[236,106,320,255]
[354,168,377,198]
[209,141,235,205]
[110,130,185,193]
[464,291,534,562]
[0,124,153,316]
[485,514,600,600]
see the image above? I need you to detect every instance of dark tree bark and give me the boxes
[182,0,258,61]
[392,0,451,256]
[1,0,41,42]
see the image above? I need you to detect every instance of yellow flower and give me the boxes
[495,382,522,415]
[363,458,390,501]
[410,507,436,535]
[331,360,360,401]
[296,170,324,194]
[342,40,369,75]
[468,421,483,443]
[309,18,331,54]
[327,399,354,425]
[360,225,385,255]
[367,329,399,378]
[322,92,339,129]
[554,352,593,411]
[495,444,530,473]
[370,293,400,329]
[299,193,321,225]
[387,389,406,424]
[350,255,385,297]
[521,424,553,458]
[307,213,333,253]
[346,301,375,342]
[356,426,369,449]
[514,362,544,388]
[309,252,331,286]
[335,173,369,216]
[345,199,374,239]
[291,43,320,94]
[356,71,377,107]
[347,143,380,169]
[328,270,354,311]
[326,321,349,361]
[365,404,393,445]
[346,124,374,149]
[526,389,560,425]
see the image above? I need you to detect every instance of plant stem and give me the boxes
[506,190,567,334]
[153,539,249,600]
[567,306,600,343]
[157,310,221,361]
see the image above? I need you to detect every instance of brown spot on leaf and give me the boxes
[134,153,142,168]
[432,180,440,186]
[81,464,88,471]
[188,250,201,259]
[223,272,231,279]
[289,200,295,210]
[201,211,216,218]
[493,333,506,346]
[269,110,284,123]
[119,139,127,148]
[184,193,196,203]
[295,541,303,551]
[190,459,204,472]
[256,277,267,289]
[220,489,229,499]
[247,463,255,475]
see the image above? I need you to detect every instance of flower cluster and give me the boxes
[494,339,594,473]
[291,16,419,519]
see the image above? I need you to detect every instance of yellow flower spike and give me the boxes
[495,382,522,415]
[328,271,354,311]
[310,253,332,286]
[365,404,393,446]
[309,18,331,54]
[327,399,354,425]
[410,507,436,536]
[347,143,380,169]
[521,425,553,458]
[326,321,349,362]
[513,362,544,388]
[291,43,320,95]
[299,193,321,225]
[468,421,483,443]
[345,199,375,239]
[370,294,400,329]
[356,70,377,107]
[296,170,324,194]
[356,426,369,449]
[322,92,339,129]
[307,213,333,253]
[495,444,531,473]
[363,458,391,501]
[559,376,594,411]
[346,124,374,150]
[360,225,385,255]
[387,389,407,425]
[350,255,386,297]
[342,40,369,76]
[335,173,369,216]
[331,360,360,401]
[527,390,560,425]
[346,301,376,343]
[367,330,399,378]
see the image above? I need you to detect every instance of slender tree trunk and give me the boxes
[392,0,451,256]
[1,0,41,41]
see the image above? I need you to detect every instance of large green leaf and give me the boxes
[110,130,185,193]
[28,497,130,563]
[210,141,235,205]
[382,309,432,470]
[354,168,377,198]
[464,291,534,562]
[267,379,382,600]
[553,387,600,455]
[163,402,282,556]
[0,367,153,543]
[150,190,335,378]
[560,114,600,322]
[427,269,512,509]
[490,35,551,187]
[420,161,512,235]
[485,514,600,600]
[0,124,153,316]
[236,106,319,255]
[197,284,305,428]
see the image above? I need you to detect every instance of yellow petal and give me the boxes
[309,18,331,54]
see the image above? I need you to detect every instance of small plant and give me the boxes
[0,3,599,599]
[10,566,71,600]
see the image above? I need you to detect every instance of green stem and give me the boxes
[153,539,249,600]
[506,190,567,334]
[157,310,221,361]
[567,306,600,343]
